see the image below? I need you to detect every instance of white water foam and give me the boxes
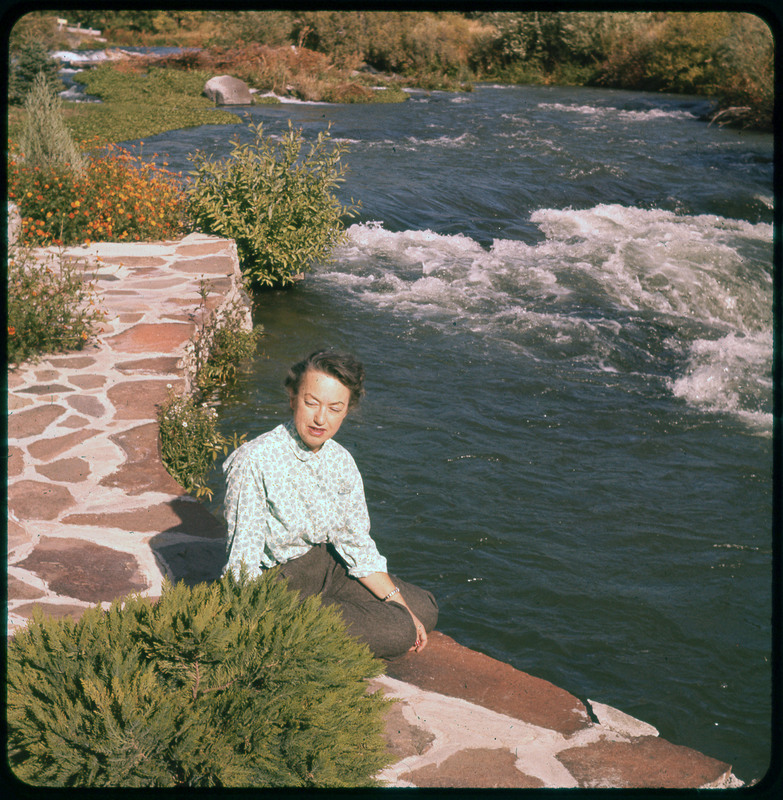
[325,206,772,428]
[537,102,697,121]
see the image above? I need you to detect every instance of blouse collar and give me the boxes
[284,420,319,461]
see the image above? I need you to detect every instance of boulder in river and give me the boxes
[204,75,253,106]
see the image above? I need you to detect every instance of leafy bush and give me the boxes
[158,282,261,497]
[8,142,187,246]
[187,120,357,288]
[18,73,86,175]
[6,247,107,364]
[157,388,238,498]
[8,39,63,105]
[7,570,392,787]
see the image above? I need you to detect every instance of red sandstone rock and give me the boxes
[8,394,33,410]
[66,395,105,417]
[100,423,183,495]
[46,356,97,368]
[60,415,90,428]
[7,480,76,520]
[7,575,45,600]
[18,383,74,395]
[15,536,148,603]
[556,735,734,789]
[107,379,183,419]
[34,369,60,381]
[8,404,66,438]
[385,631,591,736]
[104,322,195,353]
[116,356,182,374]
[176,256,236,275]
[403,747,546,788]
[175,243,228,257]
[27,429,98,461]
[98,256,167,267]
[35,457,91,483]
[7,518,32,552]
[63,497,224,537]
[382,702,436,760]
[67,374,107,389]
[12,602,90,623]
[8,446,24,477]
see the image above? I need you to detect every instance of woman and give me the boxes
[223,350,438,659]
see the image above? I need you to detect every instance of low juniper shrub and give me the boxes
[7,569,392,787]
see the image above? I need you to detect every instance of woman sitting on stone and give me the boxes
[222,349,438,659]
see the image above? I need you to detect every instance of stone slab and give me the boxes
[382,701,436,760]
[100,423,183,495]
[556,735,734,789]
[153,539,229,586]
[46,356,97,368]
[104,322,195,353]
[12,602,91,623]
[27,429,99,462]
[385,631,591,736]
[107,379,183,419]
[67,395,105,417]
[8,404,66,439]
[15,536,148,604]
[403,747,546,788]
[34,457,91,483]
[63,498,225,537]
[7,480,76,520]
[67,374,107,389]
[7,575,46,601]
[115,356,181,374]
[8,446,24,477]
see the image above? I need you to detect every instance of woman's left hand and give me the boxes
[408,610,428,652]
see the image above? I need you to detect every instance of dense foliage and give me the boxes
[6,248,107,364]
[187,120,357,288]
[8,40,63,105]
[7,570,392,787]
[7,10,774,127]
[158,284,260,498]
[8,142,187,246]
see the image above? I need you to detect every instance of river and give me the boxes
[130,84,774,784]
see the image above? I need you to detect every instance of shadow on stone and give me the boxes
[148,504,228,589]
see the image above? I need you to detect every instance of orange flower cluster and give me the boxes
[8,141,188,247]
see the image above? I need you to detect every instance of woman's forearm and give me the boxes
[358,571,428,651]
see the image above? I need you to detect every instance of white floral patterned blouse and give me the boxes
[222,421,388,580]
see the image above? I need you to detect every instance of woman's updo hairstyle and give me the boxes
[285,350,366,410]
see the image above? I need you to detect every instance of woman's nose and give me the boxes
[313,406,325,425]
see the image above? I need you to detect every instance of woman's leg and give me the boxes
[321,546,439,659]
[276,543,438,659]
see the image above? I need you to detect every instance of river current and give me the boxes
[130,84,774,783]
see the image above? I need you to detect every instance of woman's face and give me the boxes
[290,369,351,452]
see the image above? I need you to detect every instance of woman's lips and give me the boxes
[308,426,326,437]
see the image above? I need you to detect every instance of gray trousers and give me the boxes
[277,543,438,659]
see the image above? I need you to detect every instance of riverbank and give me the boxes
[6,234,744,789]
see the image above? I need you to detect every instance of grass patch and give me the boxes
[65,63,240,146]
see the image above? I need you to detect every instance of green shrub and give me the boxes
[157,388,233,498]
[158,282,261,497]
[8,39,63,105]
[7,570,392,787]
[6,247,107,365]
[18,73,87,175]
[186,120,358,288]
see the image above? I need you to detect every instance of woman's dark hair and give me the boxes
[285,350,366,410]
